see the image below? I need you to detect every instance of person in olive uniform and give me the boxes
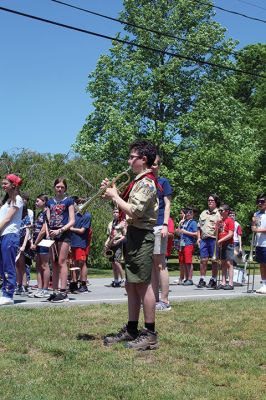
[101,140,159,351]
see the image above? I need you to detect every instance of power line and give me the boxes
[0,6,265,79]
[234,0,266,11]
[192,0,266,23]
[51,0,238,57]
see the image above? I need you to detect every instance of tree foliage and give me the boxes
[72,1,265,238]
[0,150,113,267]
[74,0,237,170]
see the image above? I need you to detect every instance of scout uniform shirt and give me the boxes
[198,208,221,239]
[126,169,158,231]
[107,220,126,245]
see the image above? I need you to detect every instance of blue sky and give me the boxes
[0,0,265,155]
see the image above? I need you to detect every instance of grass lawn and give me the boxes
[0,297,265,399]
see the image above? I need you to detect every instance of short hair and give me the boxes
[208,193,220,208]
[129,140,157,167]
[37,194,48,204]
[184,207,193,215]
[220,203,231,212]
[53,177,67,190]
[256,193,266,202]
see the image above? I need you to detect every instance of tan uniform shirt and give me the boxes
[127,169,158,231]
[106,221,126,243]
[198,208,221,239]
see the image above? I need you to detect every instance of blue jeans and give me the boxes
[0,233,19,298]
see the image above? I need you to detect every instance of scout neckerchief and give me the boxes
[119,171,162,221]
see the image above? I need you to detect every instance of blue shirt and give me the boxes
[180,219,198,246]
[47,197,74,229]
[20,215,31,242]
[34,210,47,241]
[71,212,92,249]
[156,177,173,226]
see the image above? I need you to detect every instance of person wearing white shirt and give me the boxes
[0,174,23,305]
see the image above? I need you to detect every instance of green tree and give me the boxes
[74,0,236,172]
[232,44,266,185]
[0,150,113,267]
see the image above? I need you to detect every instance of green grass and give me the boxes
[0,297,265,399]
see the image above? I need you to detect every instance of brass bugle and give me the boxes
[78,168,131,214]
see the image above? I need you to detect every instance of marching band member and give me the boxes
[176,207,198,286]
[46,178,75,303]
[102,140,159,351]
[30,194,50,298]
[70,197,92,293]
[252,193,266,294]
[105,208,126,288]
[15,201,32,295]
[197,194,221,288]
[216,204,235,290]
[173,208,186,285]
[151,155,172,312]
[0,174,23,305]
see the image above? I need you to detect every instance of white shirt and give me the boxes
[254,211,266,247]
[0,195,23,236]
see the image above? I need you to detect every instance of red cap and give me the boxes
[6,174,23,187]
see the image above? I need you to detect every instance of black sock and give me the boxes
[145,322,155,333]
[81,281,87,286]
[60,289,67,292]
[127,321,139,335]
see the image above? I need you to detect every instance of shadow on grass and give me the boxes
[76,333,97,341]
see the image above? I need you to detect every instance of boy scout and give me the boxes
[197,194,221,288]
[101,140,159,350]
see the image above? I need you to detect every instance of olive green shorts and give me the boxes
[125,226,155,284]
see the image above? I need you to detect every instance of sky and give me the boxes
[0,0,265,156]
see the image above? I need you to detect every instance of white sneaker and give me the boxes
[0,296,14,306]
[256,286,266,294]
[33,289,44,298]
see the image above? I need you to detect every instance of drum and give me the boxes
[233,267,245,286]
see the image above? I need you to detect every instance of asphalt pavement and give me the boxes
[10,274,262,308]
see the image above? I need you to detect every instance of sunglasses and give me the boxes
[257,199,266,204]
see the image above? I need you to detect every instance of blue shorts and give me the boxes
[221,243,234,261]
[200,237,216,259]
[255,247,266,264]
[36,246,49,255]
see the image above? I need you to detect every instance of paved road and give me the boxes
[11,275,262,308]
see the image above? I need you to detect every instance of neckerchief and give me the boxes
[119,171,162,221]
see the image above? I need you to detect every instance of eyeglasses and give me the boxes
[128,154,140,160]
[257,199,266,204]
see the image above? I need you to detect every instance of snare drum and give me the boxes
[233,267,245,286]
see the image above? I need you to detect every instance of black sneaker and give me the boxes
[197,279,206,288]
[51,292,69,303]
[46,292,57,302]
[207,278,217,289]
[69,282,79,293]
[111,281,121,288]
[104,325,138,346]
[77,285,88,293]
